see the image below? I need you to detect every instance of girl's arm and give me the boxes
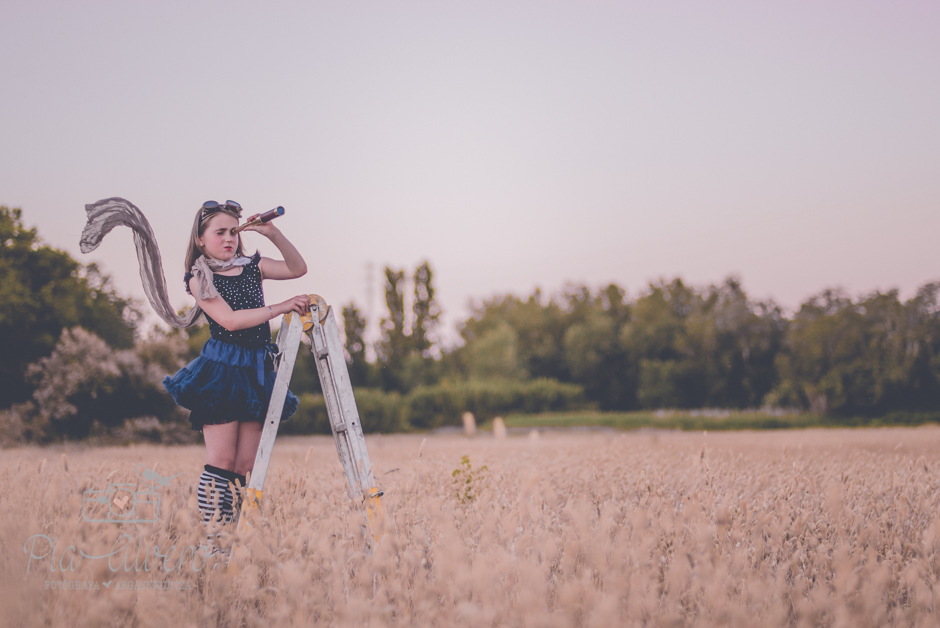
[242,217,307,280]
[189,277,310,332]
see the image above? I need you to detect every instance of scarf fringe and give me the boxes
[80,197,204,328]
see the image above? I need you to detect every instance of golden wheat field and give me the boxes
[5,427,940,627]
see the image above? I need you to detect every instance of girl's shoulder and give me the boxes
[246,252,264,281]
[243,252,262,278]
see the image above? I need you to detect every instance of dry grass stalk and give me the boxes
[4,428,940,626]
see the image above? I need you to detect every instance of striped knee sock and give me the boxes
[197,464,240,525]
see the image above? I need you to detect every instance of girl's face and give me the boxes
[197,214,240,261]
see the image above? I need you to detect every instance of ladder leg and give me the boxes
[236,313,304,529]
[308,300,385,543]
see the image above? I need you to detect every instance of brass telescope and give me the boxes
[233,206,285,234]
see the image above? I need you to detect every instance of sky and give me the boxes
[1,1,938,347]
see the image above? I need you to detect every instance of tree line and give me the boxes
[2,205,939,443]
[336,270,940,418]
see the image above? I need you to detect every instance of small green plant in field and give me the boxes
[452,455,488,503]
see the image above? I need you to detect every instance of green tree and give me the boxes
[466,321,528,380]
[564,308,633,409]
[560,284,634,409]
[459,290,569,382]
[411,261,440,356]
[0,206,139,408]
[376,267,407,390]
[768,287,940,416]
[688,278,786,408]
[620,279,701,408]
[342,302,370,387]
[373,262,443,392]
[903,283,940,411]
[770,290,870,413]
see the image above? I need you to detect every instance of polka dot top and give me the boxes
[184,252,271,348]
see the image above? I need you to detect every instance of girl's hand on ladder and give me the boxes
[273,295,310,317]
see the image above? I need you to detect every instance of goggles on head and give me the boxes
[200,200,242,220]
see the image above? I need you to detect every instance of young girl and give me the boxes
[162,200,310,533]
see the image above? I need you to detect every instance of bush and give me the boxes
[282,388,407,436]
[405,378,587,430]
[355,388,406,433]
[280,393,331,435]
[280,379,586,434]
[3,327,190,445]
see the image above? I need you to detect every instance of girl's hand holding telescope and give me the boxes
[234,206,286,236]
[239,213,279,237]
[238,206,306,282]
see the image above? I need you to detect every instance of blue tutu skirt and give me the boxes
[163,338,299,431]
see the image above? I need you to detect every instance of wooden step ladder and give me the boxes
[235,295,384,546]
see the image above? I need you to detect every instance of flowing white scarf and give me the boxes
[80,197,248,328]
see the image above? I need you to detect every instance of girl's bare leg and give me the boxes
[233,421,264,476]
[203,422,240,471]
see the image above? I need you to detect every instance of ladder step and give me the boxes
[311,324,329,358]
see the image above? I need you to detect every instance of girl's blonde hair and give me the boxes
[184,207,253,272]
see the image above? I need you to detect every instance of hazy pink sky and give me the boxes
[1,1,938,345]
